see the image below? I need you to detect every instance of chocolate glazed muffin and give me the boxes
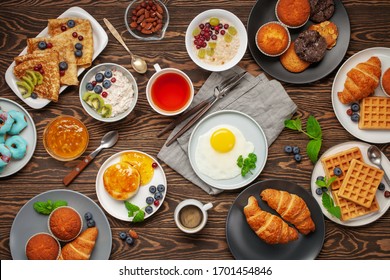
[294,30,327,63]
[309,0,335,23]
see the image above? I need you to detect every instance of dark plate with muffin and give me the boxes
[247,0,350,84]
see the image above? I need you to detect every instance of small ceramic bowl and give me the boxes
[79,63,138,122]
[125,0,169,41]
[255,21,291,57]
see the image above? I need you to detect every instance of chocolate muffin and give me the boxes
[294,30,327,63]
[309,0,335,23]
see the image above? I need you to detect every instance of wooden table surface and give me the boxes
[1,0,389,260]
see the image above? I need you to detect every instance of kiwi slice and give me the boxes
[22,76,34,90]
[34,71,43,85]
[90,94,105,111]
[82,91,94,102]
[16,81,32,98]
[100,104,112,118]
[25,70,37,86]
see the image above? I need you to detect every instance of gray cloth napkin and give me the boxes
[158,65,297,195]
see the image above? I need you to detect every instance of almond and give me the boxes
[128,229,139,239]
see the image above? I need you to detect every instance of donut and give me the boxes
[294,30,327,63]
[8,110,28,135]
[0,143,12,169]
[0,133,5,144]
[5,135,27,160]
[0,110,15,135]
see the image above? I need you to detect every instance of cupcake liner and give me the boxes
[25,232,61,260]
[275,0,310,29]
[381,69,390,97]
[255,21,291,57]
[48,206,83,242]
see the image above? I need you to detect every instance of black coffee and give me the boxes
[179,205,203,229]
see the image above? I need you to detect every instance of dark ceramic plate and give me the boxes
[247,0,350,84]
[226,179,325,259]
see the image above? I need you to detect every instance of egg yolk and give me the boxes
[210,128,235,153]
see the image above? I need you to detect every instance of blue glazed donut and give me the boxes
[0,143,12,169]
[8,110,28,135]
[5,135,27,160]
[0,110,15,135]
[0,133,5,144]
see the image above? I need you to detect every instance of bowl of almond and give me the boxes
[125,0,169,41]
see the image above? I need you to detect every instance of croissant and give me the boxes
[337,56,381,104]
[260,189,315,235]
[59,227,98,260]
[243,196,299,244]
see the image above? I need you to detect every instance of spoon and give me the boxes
[103,18,147,74]
[367,145,390,187]
[63,131,119,186]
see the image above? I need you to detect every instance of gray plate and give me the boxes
[10,189,112,260]
[226,179,325,259]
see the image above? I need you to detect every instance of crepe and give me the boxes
[27,37,78,86]
[48,18,91,36]
[13,51,61,102]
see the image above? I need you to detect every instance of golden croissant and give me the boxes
[59,227,98,260]
[243,196,299,244]
[337,56,381,104]
[260,189,315,235]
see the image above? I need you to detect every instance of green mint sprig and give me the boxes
[315,176,341,219]
[284,115,322,163]
[237,153,257,176]
[125,201,145,223]
[33,200,68,215]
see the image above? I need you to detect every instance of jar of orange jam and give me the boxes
[43,116,89,161]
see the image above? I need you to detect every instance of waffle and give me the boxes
[333,190,379,221]
[321,147,363,190]
[338,159,384,208]
[359,97,390,130]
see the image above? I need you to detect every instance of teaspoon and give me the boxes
[367,145,390,187]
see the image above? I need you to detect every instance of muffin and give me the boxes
[309,0,335,23]
[381,68,390,97]
[25,232,61,260]
[280,42,311,73]
[276,0,310,28]
[256,22,291,57]
[48,206,83,242]
[294,30,327,63]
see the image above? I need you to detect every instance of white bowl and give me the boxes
[185,9,248,72]
[79,63,138,122]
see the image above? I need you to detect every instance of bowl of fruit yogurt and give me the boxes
[185,9,247,72]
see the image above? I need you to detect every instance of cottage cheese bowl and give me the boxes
[185,9,247,72]
[79,63,138,122]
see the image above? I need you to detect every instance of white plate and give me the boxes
[0,98,37,177]
[332,47,390,143]
[311,141,390,226]
[5,6,109,109]
[96,150,167,221]
[188,110,268,190]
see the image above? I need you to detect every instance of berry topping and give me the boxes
[78,35,84,41]
[316,176,325,182]
[101,91,108,98]
[119,232,127,240]
[37,64,42,69]
[153,200,160,207]
[346,108,353,116]
[95,73,104,82]
[284,145,292,153]
[94,85,103,94]
[294,154,302,162]
[86,82,94,91]
[157,184,165,192]
[103,80,111,89]
[59,70,65,76]
[351,102,360,112]
[31,92,38,99]
[39,68,45,75]
[224,23,229,29]
[61,25,67,32]
[315,188,323,195]
[67,19,76,28]
[378,182,385,191]
[46,42,53,48]
[145,206,153,214]
[125,236,134,245]
[84,212,93,220]
[75,43,83,50]
[292,146,300,154]
[74,50,83,57]
[104,70,113,78]
[333,167,342,176]
[199,23,205,29]
[146,197,154,205]
[59,61,68,70]
[220,30,226,35]
[72,32,78,38]
[351,113,360,122]
[38,41,47,50]
[149,185,157,194]
[87,219,96,228]
[111,77,116,83]
[152,162,158,168]
[91,81,97,86]
[154,192,163,200]
[33,66,39,71]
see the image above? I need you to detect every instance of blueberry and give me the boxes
[146,196,154,205]
[322,187,328,193]
[95,73,104,83]
[284,145,292,153]
[351,113,360,122]
[87,219,96,228]
[334,167,342,176]
[104,70,113,78]
[59,61,68,70]
[315,188,323,195]
[154,192,163,200]
[74,49,83,57]
[67,19,76,28]
[145,206,153,214]
[125,236,134,245]
[149,185,157,194]
[294,154,302,162]
[351,102,360,112]
[94,85,103,94]
[316,176,325,182]
[38,41,47,50]
[84,212,93,220]
[378,182,385,191]
[31,92,38,99]
[103,80,111,89]
[86,82,94,91]
[75,43,83,50]
[292,146,300,154]
[157,184,165,192]
[119,232,127,240]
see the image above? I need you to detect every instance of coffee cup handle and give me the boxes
[153,63,162,72]
[203,202,213,211]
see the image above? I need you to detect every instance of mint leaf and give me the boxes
[315,179,326,187]
[327,176,337,186]
[306,115,322,139]
[128,210,134,217]
[53,200,68,209]
[322,192,341,219]
[33,200,68,215]
[132,210,145,223]
[328,205,341,219]
[124,201,139,212]
[307,139,322,163]
[284,118,302,131]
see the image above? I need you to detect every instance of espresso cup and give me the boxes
[146,64,194,116]
[174,199,213,234]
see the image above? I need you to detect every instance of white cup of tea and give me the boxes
[174,199,213,234]
[146,64,194,116]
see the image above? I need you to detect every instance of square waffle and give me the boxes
[359,97,390,130]
[333,190,379,221]
[321,147,363,190]
[338,159,384,208]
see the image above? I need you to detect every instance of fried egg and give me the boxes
[120,151,155,186]
[194,125,254,180]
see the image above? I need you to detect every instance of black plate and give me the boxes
[226,179,325,260]
[247,0,350,84]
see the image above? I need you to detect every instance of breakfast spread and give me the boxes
[276,0,310,28]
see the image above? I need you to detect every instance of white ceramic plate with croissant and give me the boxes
[332,47,390,143]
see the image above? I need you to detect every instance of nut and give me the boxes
[128,229,139,239]
[129,0,164,35]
